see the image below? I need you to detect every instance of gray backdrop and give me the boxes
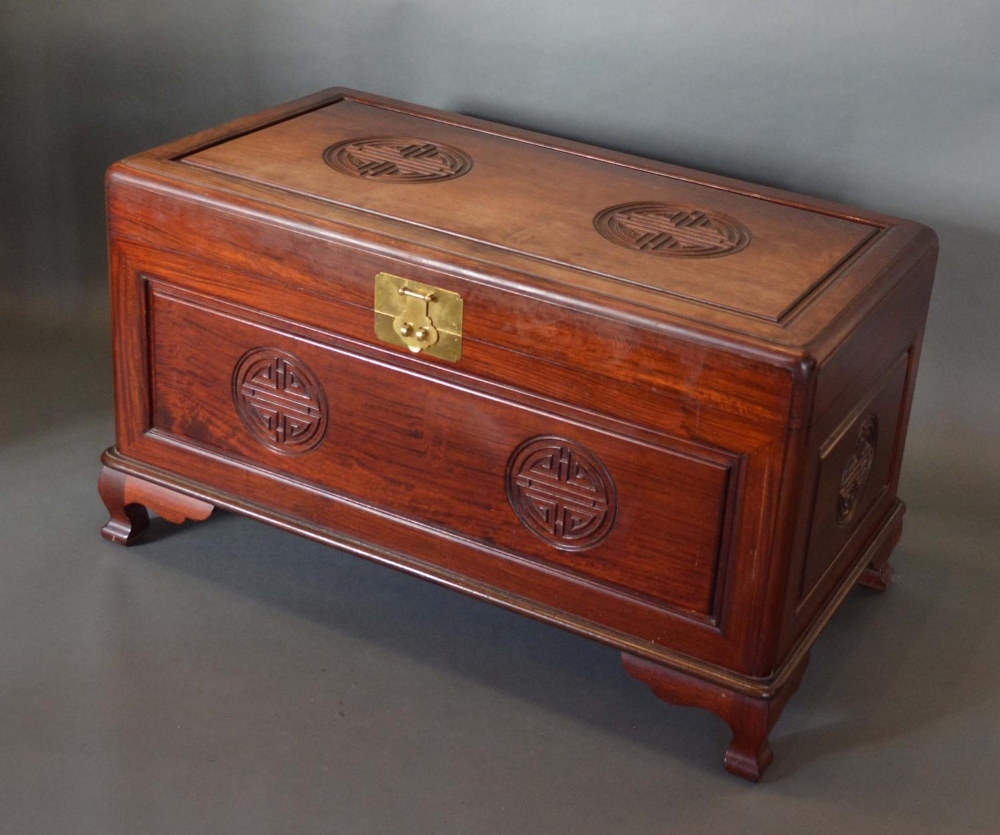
[2,0,998,443]
[1,4,999,831]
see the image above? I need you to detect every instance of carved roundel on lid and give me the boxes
[507,436,618,551]
[233,348,328,454]
[323,136,473,183]
[837,414,878,526]
[594,202,751,257]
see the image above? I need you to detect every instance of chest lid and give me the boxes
[123,88,935,356]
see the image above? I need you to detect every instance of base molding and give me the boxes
[97,450,906,780]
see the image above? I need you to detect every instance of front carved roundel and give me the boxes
[837,414,878,525]
[233,348,328,454]
[323,136,473,183]
[507,436,618,551]
[594,202,751,257]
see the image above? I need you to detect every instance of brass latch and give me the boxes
[374,272,463,362]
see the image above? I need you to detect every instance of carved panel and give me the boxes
[798,354,908,603]
[594,202,751,257]
[148,285,736,619]
[837,414,878,525]
[233,348,328,454]
[323,136,473,183]
[507,436,617,551]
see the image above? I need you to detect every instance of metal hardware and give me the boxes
[374,272,463,361]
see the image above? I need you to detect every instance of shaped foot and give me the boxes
[98,466,214,546]
[621,651,809,782]
[858,561,894,592]
[855,500,905,593]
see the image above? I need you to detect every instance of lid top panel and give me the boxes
[183,97,880,324]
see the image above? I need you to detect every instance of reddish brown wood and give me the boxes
[99,88,937,780]
[98,465,214,545]
[622,650,809,781]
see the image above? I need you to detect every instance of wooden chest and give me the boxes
[99,88,937,781]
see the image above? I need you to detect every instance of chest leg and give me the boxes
[98,465,214,546]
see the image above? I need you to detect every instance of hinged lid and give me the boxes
[121,88,936,359]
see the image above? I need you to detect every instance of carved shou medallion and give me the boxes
[837,414,878,525]
[323,136,473,183]
[507,437,618,551]
[233,348,328,454]
[594,202,751,257]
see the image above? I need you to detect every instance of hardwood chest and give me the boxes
[99,87,937,780]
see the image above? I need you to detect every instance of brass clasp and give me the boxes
[374,273,463,361]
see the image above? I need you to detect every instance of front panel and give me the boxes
[147,281,736,619]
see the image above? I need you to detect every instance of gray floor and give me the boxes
[1,308,997,835]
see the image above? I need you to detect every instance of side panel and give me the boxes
[799,354,909,596]
[778,245,937,659]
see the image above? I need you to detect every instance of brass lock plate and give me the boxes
[374,272,463,362]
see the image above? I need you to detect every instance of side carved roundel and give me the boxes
[233,348,328,454]
[507,436,618,551]
[837,414,878,525]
